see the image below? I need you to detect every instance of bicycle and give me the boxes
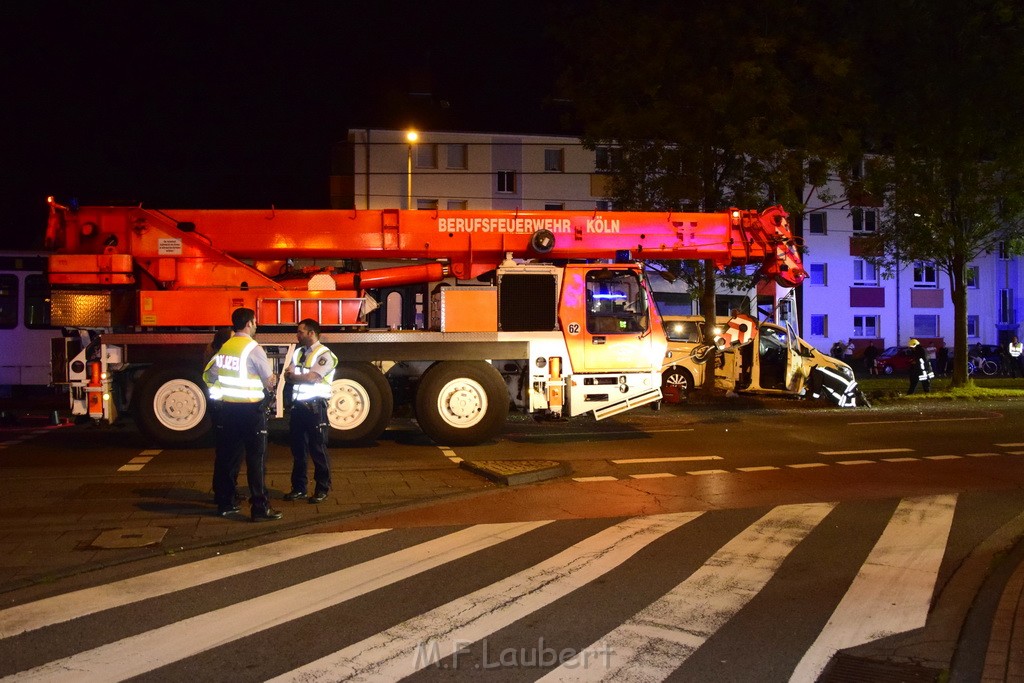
[968,357,998,376]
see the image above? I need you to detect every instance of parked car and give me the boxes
[873,346,916,375]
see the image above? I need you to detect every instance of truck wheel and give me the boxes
[327,362,393,444]
[134,364,212,446]
[661,367,694,404]
[415,361,509,446]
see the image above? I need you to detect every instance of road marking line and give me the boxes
[687,469,729,476]
[128,457,153,465]
[1006,451,1024,456]
[573,476,619,482]
[437,447,462,464]
[737,466,779,472]
[925,455,962,460]
[819,448,914,456]
[629,473,675,480]
[788,463,827,469]
[882,457,920,463]
[792,494,957,682]
[543,503,836,682]
[851,416,993,425]
[837,460,874,465]
[117,464,145,472]
[612,456,722,464]
[273,513,703,682]
[9,522,550,680]
[139,449,162,456]
[966,452,1000,458]
[0,530,388,639]
[996,443,1024,447]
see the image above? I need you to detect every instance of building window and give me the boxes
[595,146,621,172]
[808,212,827,235]
[913,314,939,337]
[544,148,564,172]
[853,259,878,286]
[999,241,1010,259]
[810,314,828,337]
[414,144,438,169]
[913,262,938,288]
[447,199,468,210]
[416,199,438,211]
[966,266,979,289]
[999,288,1014,324]
[544,203,564,211]
[852,208,877,232]
[496,171,516,193]
[967,315,980,338]
[808,263,827,286]
[853,315,879,337]
[596,200,613,211]
[446,144,468,170]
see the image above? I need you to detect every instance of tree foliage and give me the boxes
[556,0,854,386]
[849,0,1024,386]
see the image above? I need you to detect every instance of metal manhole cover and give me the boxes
[91,527,168,549]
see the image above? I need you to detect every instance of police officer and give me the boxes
[203,307,283,521]
[283,318,338,504]
[907,338,933,394]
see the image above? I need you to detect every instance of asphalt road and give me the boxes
[2,397,1024,681]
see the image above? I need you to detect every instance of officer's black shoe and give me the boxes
[251,507,284,522]
[217,505,241,517]
[308,492,328,504]
[283,490,307,501]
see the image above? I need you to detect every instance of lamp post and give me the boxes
[406,130,418,209]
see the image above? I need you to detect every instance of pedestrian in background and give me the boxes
[907,338,933,394]
[862,342,879,376]
[283,318,338,505]
[203,307,283,522]
[1009,336,1023,378]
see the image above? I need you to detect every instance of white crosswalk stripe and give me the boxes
[0,495,968,682]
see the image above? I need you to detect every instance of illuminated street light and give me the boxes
[406,130,418,209]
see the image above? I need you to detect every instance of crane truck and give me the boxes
[42,199,805,447]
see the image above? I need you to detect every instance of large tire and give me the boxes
[133,363,213,446]
[327,362,393,444]
[414,361,509,446]
[661,366,694,405]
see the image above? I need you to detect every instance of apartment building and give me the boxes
[331,129,1022,350]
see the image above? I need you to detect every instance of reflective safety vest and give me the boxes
[290,343,338,402]
[1010,343,1023,358]
[204,336,265,403]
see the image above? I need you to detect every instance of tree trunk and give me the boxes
[701,261,718,392]
[949,255,970,387]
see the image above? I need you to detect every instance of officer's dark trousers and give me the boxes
[213,402,269,509]
[289,400,332,495]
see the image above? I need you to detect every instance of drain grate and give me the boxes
[820,654,942,682]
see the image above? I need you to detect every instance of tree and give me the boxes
[556,0,852,390]
[850,0,1024,386]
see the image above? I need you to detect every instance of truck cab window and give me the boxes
[585,270,648,334]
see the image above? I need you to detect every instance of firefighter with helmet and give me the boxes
[203,307,283,521]
[907,338,933,394]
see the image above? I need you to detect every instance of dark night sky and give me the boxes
[0,1,579,249]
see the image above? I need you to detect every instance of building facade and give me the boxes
[331,129,1022,354]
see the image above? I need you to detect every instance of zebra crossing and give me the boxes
[0,493,971,682]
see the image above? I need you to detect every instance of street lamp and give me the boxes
[406,130,418,209]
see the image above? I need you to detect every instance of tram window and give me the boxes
[24,274,52,329]
[0,275,17,329]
